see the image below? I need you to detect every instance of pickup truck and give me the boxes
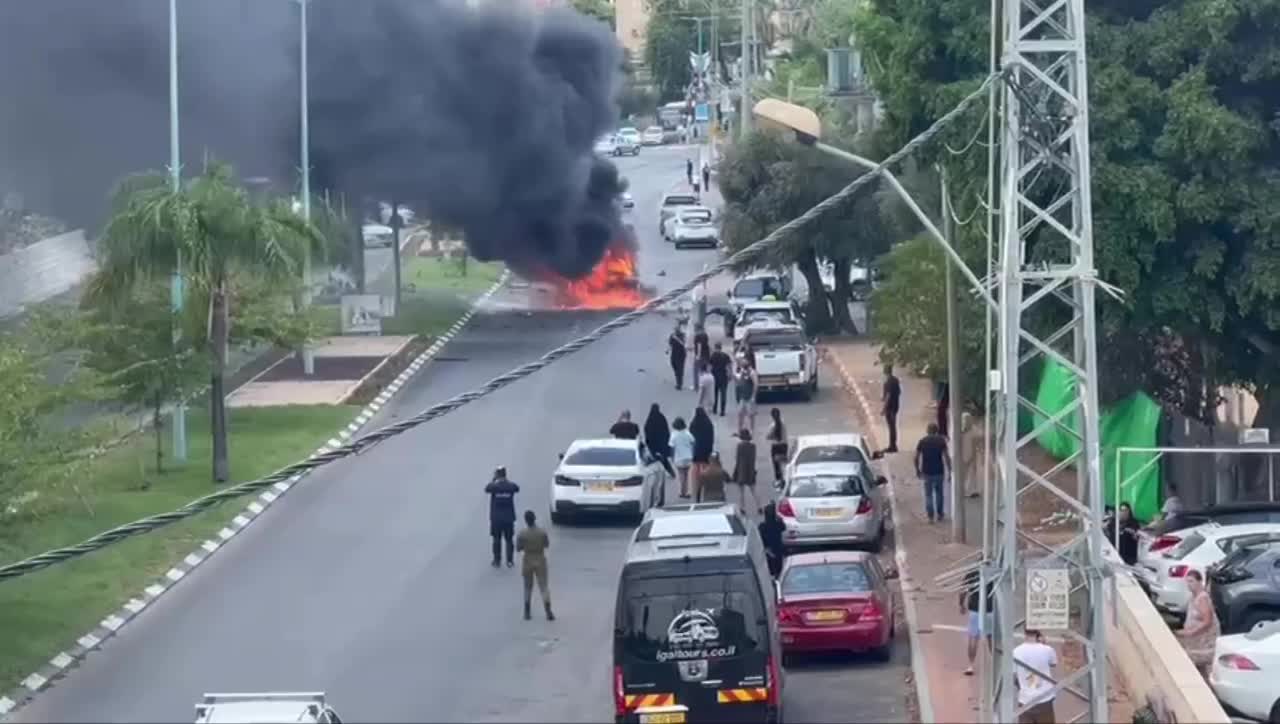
[741,324,818,400]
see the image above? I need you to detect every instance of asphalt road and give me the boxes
[12,143,908,723]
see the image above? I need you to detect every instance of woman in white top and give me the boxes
[669,416,697,499]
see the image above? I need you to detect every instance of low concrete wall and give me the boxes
[0,229,95,317]
[1104,548,1230,723]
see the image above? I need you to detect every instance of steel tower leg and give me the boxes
[987,0,1109,718]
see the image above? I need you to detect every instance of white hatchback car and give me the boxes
[1148,522,1280,616]
[549,438,667,525]
[1209,620,1280,722]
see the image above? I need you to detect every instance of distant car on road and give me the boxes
[741,324,818,400]
[641,126,666,146]
[657,191,699,236]
[776,550,898,662]
[594,135,619,156]
[549,438,667,524]
[664,205,718,248]
[619,190,635,210]
[616,128,642,155]
[733,300,802,344]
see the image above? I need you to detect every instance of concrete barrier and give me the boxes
[1104,547,1230,723]
[0,229,95,317]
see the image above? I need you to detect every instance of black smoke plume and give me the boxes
[0,0,625,279]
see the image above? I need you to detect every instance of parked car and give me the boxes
[727,270,801,325]
[594,135,618,156]
[1209,538,1280,634]
[733,300,802,344]
[641,126,666,145]
[616,128,642,155]
[549,438,667,524]
[1147,522,1280,616]
[664,206,718,248]
[1209,620,1280,723]
[1136,503,1280,591]
[657,191,699,236]
[741,324,818,400]
[776,451,889,551]
[776,550,898,662]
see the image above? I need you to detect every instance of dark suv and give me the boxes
[1208,538,1280,634]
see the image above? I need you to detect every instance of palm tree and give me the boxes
[89,161,325,482]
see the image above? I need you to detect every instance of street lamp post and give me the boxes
[298,0,315,375]
[168,0,188,463]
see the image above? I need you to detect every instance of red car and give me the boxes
[775,550,897,662]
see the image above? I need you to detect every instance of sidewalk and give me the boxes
[825,340,1135,723]
[227,335,416,407]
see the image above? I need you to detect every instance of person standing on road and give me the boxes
[1012,629,1058,724]
[734,358,759,434]
[960,566,994,676]
[937,382,950,438]
[516,510,555,621]
[696,363,715,410]
[915,423,951,523]
[485,467,520,568]
[701,160,711,193]
[1112,502,1141,565]
[644,403,675,476]
[697,451,730,502]
[882,365,902,452]
[766,408,788,485]
[610,410,640,440]
[759,502,786,578]
[732,428,760,512]
[689,407,716,499]
[709,342,733,416]
[686,158,694,185]
[668,325,687,390]
[693,325,711,374]
[670,416,696,498]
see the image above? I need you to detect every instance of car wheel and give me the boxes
[797,384,812,402]
[1269,698,1280,724]
[870,640,892,662]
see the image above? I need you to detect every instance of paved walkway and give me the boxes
[825,340,1135,723]
[228,335,413,408]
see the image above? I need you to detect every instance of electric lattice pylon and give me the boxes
[984,0,1112,719]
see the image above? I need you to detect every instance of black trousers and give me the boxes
[671,355,686,389]
[884,409,899,451]
[491,520,514,564]
[712,376,729,415]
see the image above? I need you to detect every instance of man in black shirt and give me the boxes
[959,566,994,675]
[708,343,733,416]
[882,366,902,452]
[610,410,641,439]
[914,422,950,523]
[484,467,520,568]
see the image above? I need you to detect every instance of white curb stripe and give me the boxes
[50,654,73,670]
[165,568,185,583]
[232,515,251,528]
[123,599,146,614]
[76,634,100,650]
[247,501,264,515]
[144,584,165,598]
[21,675,45,693]
[101,615,125,632]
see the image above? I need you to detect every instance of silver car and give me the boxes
[777,461,889,552]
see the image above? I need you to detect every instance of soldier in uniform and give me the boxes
[516,510,555,621]
[485,466,520,568]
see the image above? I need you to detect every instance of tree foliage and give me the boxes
[570,0,616,29]
[853,0,1280,425]
[644,0,699,101]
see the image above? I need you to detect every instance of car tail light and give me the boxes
[855,496,873,515]
[1217,653,1260,671]
[777,606,799,624]
[1150,535,1181,553]
[1168,565,1190,578]
[858,599,884,622]
[616,476,644,487]
[766,654,782,707]
[778,498,796,517]
[614,666,627,716]
[554,475,580,487]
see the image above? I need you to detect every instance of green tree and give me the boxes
[644,3,698,101]
[571,0,615,28]
[89,162,325,483]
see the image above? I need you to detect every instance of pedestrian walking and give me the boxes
[692,325,711,386]
[882,365,902,452]
[766,408,788,484]
[960,566,994,676]
[709,342,733,416]
[686,158,694,185]
[516,510,555,621]
[670,416,696,498]
[732,428,760,512]
[1012,629,1058,723]
[1177,569,1221,678]
[610,409,640,440]
[484,466,520,568]
[701,160,710,192]
[696,363,715,410]
[668,325,687,390]
[915,422,951,523]
[689,407,716,498]
[1112,502,1141,566]
[643,403,675,476]
[697,451,730,502]
[759,502,786,578]
[937,382,950,437]
[734,359,759,434]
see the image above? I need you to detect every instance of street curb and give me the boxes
[826,346,937,724]
[0,270,511,720]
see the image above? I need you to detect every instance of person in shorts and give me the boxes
[960,566,994,675]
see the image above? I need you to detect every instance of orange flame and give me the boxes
[551,244,649,310]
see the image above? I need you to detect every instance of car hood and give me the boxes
[555,465,641,478]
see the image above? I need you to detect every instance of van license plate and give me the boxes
[641,714,686,724]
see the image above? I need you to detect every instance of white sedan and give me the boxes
[1210,620,1280,722]
[641,126,666,145]
[549,438,667,525]
[1148,522,1280,616]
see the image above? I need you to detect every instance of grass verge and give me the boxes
[0,403,357,691]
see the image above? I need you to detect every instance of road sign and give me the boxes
[689,51,711,75]
[1025,568,1070,630]
[695,103,710,122]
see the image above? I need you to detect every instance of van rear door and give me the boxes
[615,567,772,723]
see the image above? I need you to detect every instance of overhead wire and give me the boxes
[0,71,1004,584]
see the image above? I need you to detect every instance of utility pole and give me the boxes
[168,0,187,464]
[987,0,1110,715]
[943,169,965,544]
[738,0,752,138]
[390,203,403,317]
[298,0,315,375]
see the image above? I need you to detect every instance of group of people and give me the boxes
[685,158,711,195]
[668,322,761,433]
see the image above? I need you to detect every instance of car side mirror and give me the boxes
[876,475,888,487]
[884,566,900,580]
[557,452,565,461]
[871,450,885,460]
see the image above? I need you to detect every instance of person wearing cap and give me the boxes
[484,466,520,568]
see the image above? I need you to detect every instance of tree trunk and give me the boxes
[795,252,834,335]
[153,389,164,473]
[209,281,231,483]
[829,256,859,334]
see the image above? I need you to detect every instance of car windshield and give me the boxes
[680,210,712,224]
[563,447,636,467]
[664,195,697,207]
[789,474,865,498]
[782,563,872,596]
[794,444,865,465]
[734,278,782,299]
[617,572,762,663]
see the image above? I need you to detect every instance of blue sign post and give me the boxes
[694,103,710,122]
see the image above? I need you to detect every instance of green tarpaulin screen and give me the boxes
[1031,359,1163,521]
